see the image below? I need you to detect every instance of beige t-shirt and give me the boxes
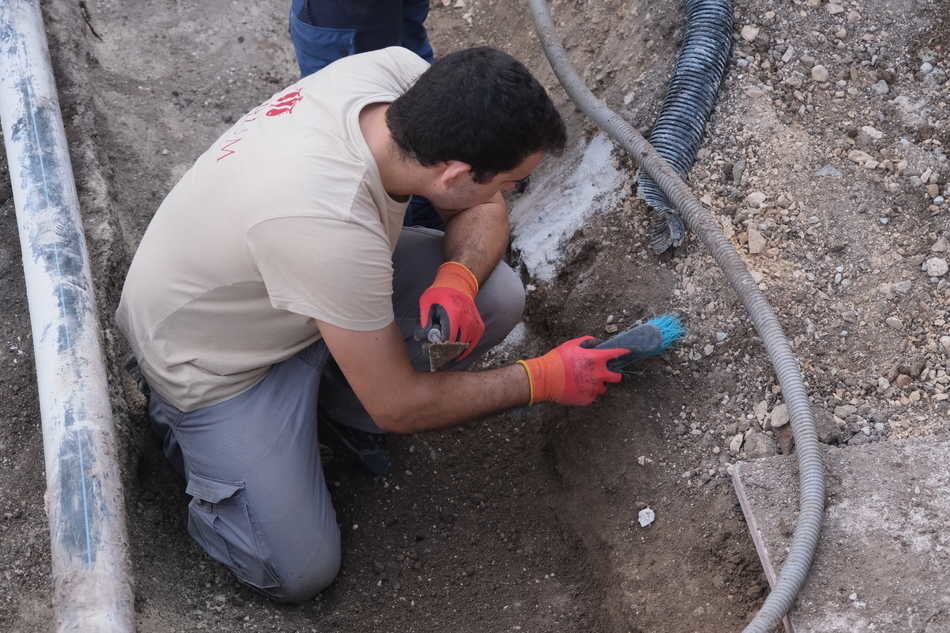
[116,47,429,412]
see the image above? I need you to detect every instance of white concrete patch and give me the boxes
[510,133,625,281]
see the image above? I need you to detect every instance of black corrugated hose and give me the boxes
[636,0,733,253]
[525,1,825,632]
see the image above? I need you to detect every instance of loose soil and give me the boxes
[2,1,948,632]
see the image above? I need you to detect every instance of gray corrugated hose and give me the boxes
[526,1,825,631]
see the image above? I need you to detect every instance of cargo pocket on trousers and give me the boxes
[186,472,280,590]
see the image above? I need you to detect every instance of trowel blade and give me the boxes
[424,341,469,372]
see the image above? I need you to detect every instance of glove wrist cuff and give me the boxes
[518,353,565,405]
[516,360,536,405]
[432,261,479,298]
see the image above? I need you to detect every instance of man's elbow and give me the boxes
[364,374,432,434]
[369,404,418,434]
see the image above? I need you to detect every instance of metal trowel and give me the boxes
[415,306,470,372]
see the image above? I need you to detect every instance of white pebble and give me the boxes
[741,25,760,42]
[923,257,948,277]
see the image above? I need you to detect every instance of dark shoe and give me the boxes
[323,421,392,476]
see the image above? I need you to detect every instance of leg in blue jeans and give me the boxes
[288,0,443,229]
[289,0,433,78]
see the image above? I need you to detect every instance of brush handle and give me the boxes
[595,323,665,372]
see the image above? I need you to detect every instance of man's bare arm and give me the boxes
[439,191,509,285]
[316,318,529,433]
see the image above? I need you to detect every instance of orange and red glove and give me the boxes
[419,261,485,361]
[517,336,626,405]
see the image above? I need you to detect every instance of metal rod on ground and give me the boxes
[526,1,825,631]
[0,2,134,632]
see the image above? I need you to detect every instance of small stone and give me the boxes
[744,432,776,459]
[895,374,913,389]
[754,400,769,421]
[859,125,884,141]
[848,150,874,165]
[729,433,744,455]
[732,159,747,185]
[770,403,790,428]
[827,3,845,14]
[741,25,760,42]
[815,409,843,445]
[816,164,842,177]
[940,336,950,353]
[885,316,903,330]
[923,257,949,277]
[745,191,767,208]
[811,65,830,82]
[920,62,934,74]
[833,404,857,418]
[638,507,656,527]
[894,95,927,127]
[871,80,890,95]
[748,227,767,254]
[893,280,913,294]
[928,184,941,198]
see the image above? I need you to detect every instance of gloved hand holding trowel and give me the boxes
[416,261,485,369]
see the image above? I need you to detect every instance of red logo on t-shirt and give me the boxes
[266,91,303,117]
[216,90,304,161]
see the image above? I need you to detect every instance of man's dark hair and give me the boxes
[387,47,567,183]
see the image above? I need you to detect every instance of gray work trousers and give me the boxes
[147,227,525,602]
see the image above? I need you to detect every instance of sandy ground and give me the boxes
[2,0,949,632]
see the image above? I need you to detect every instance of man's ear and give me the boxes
[439,160,473,187]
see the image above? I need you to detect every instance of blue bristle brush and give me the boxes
[594,313,686,372]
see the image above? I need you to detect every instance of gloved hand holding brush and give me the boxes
[517,337,627,405]
[517,314,687,406]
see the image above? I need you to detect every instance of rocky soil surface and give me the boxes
[1,1,948,632]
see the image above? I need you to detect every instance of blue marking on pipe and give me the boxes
[76,427,93,565]
[17,75,88,355]
[58,424,100,564]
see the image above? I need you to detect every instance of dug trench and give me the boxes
[2,1,775,632]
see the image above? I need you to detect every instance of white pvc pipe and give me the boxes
[0,2,134,632]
